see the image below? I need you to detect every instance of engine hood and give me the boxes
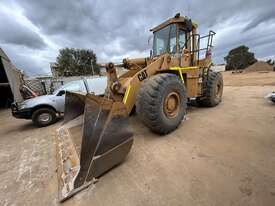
[24,95,56,104]
[19,94,59,109]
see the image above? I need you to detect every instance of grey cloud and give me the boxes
[0,10,46,49]
[3,45,49,76]
[213,17,275,63]
[14,0,174,54]
[2,0,275,75]
[244,8,275,31]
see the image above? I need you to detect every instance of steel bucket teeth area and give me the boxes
[56,92,133,202]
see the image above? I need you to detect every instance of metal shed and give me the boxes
[0,48,24,107]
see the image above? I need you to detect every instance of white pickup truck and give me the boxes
[11,77,107,127]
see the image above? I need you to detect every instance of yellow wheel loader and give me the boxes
[55,13,223,202]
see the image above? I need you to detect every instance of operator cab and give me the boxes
[151,13,195,57]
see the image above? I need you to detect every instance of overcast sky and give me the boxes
[0,0,274,76]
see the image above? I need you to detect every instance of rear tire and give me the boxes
[197,71,223,107]
[32,108,57,127]
[136,73,187,134]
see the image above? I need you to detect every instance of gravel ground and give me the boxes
[1,71,275,206]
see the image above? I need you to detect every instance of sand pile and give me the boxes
[244,61,274,72]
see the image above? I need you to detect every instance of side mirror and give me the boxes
[57,90,66,96]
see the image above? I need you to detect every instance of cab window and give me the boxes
[179,29,186,51]
[153,26,170,56]
[169,24,177,53]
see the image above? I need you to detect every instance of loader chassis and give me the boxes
[55,14,223,202]
[108,16,215,114]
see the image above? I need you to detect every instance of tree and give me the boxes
[55,48,100,76]
[224,45,257,71]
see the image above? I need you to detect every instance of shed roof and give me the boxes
[0,48,10,62]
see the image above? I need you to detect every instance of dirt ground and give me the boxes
[1,71,275,206]
[223,71,275,86]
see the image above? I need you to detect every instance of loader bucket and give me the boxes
[56,92,133,202]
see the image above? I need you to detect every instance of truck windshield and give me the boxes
[153,24,177,56]
[53,80,86,95]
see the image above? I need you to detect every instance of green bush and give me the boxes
[224,45,257,71]
[55,48,100,76]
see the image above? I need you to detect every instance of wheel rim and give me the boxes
[163,92,180,118]
[38,113,52,123]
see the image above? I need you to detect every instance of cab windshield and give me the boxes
[153,24,177,56]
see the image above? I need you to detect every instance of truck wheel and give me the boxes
[136,73,187,134]
[197,71,223,107]
[32,108,57,127]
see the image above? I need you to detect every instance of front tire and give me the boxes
[32,108,57,127]
[136,73,187,134]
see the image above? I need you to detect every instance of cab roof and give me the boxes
[150,13,198,32]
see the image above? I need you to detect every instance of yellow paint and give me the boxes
[178,70,184,82]
[170,66,198,82]
[123,85,131,104]
[170,66,198,71]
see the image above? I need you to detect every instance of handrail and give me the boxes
[184,30,215,65]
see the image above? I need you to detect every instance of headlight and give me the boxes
[265,92,275,99]
[18,103,28,109]
[265,94,272,99]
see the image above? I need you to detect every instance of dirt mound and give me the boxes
[244,61,274,73]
